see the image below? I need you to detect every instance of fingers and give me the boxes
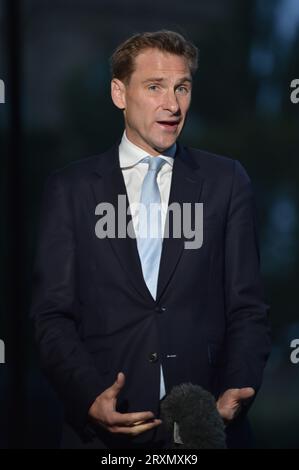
[99,410,159,436]
[107,419,162,436]
[217,387,256,422]
[106,372,126,398]
[98,372,160,436]
[216,398,238,419]
[220,387,255,401]
[238,387,255,400]
[218,401,241,422]
[111,411,155,427]
[115,371,125,387]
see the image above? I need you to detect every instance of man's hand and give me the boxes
[88,372,162,436]
[216,387,255,423]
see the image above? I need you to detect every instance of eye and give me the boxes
[148,84,160,91]
[176,86,189,94]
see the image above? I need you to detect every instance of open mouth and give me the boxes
[157,121,180,130]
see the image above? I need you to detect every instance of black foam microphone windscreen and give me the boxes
[160,383,227,449]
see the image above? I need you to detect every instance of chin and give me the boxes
[155,136,176,150]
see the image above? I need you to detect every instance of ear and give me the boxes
[111,78,126,110]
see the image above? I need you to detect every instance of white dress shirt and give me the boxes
[119,130,176,238]
[118,130,176,400]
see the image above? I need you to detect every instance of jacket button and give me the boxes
[148,352,158,363]
[155,306,167,313]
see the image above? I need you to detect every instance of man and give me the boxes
[31,30,271,449]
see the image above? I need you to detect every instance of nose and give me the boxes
[162,90,180,113]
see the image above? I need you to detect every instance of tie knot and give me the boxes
[143,156,166,173]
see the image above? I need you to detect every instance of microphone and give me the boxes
[160,383,227,449]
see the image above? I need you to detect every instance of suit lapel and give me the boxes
[91,143,154,303]
[156,144,204,302]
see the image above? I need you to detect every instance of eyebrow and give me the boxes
[142,76,192,85]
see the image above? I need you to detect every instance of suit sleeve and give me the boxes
[30,172,105,437]
[221,160,271,395]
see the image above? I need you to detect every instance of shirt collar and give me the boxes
[119,130,176,169]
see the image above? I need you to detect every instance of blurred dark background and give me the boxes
[0,0,299,448]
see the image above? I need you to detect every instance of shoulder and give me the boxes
[184,145,251,184]
[44,143,118,189]
[49,150,110,181]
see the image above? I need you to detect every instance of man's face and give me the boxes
[111,48,192,155]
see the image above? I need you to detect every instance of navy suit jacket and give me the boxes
[31,141,271,448]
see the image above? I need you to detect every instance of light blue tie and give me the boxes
[136,156,166,399]
[137,156,166,299]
